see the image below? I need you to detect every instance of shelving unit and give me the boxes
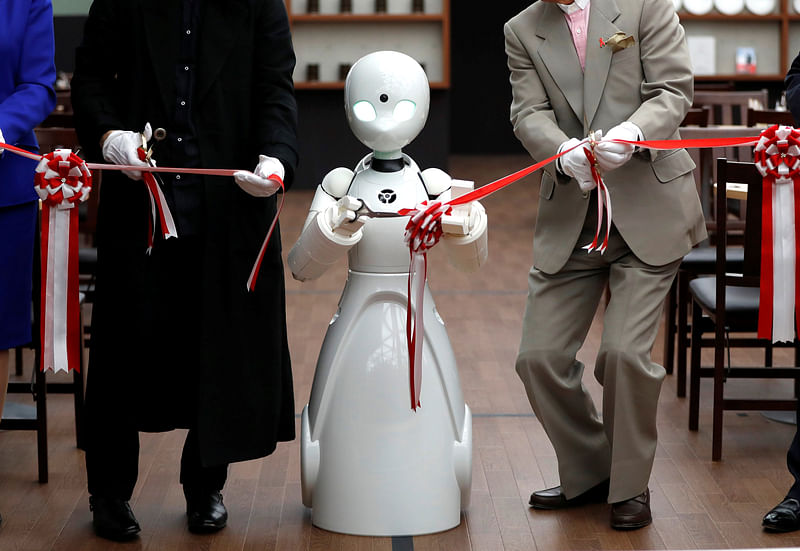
[285,0,450,90]
[677,0,795,82]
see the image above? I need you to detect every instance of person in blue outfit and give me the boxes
[762,49,800,534]
[0,0,56,526]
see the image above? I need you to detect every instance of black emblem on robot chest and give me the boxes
[378,189,397,204]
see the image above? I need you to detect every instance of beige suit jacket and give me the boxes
[505,0,707,274]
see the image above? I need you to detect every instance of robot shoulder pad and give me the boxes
[320,167,355,199]
[420,168,452,197]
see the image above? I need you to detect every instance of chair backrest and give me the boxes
[33,126,80,152]
[747,108,795,127]
[679,127,761,232]
[681,106,711,127]
[714,158,762,284]
[693,89,768,125]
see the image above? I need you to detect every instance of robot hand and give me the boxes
[593,121,641,172]
[442,201,484,237]
[102,122,153,181]
[233,155,285,197]
[324,196,368,237]
[557,137,596,192]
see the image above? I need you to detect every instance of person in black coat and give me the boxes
[70,0,298,541]
[762,49,800,533]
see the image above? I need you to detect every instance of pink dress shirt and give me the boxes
[558,0,591,71]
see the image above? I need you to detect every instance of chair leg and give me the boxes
[689,300,702,431]
[34,365,48,483]
[712,318,726,462]
[677,271,690,398]
[15,346,23,376]
[664,279,677,375]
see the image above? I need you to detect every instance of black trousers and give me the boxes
[787,400,800,499]
[86,424,228,500]
[85,236,227,500]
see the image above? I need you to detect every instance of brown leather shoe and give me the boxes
[529,479,609,510]
[610,489,651,530]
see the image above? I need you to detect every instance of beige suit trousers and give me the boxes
[515,197,680,504]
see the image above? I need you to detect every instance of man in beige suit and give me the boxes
[506,0,706,529]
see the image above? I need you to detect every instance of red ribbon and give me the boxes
[397,201,450,410]
[246,174,285,292]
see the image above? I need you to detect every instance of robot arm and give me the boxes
[421,169,488,273]
[288,167,366,282]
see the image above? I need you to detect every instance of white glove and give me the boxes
[102,122,152,181]
[593,121,641,172]
[323,196,367,237]
[233,154,285,198]
[558,137,595,192]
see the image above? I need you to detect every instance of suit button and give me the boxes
[582,191,589,199]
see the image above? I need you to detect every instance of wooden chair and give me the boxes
[3,127,90,483]
[746,108,795,127]
[687,159,800,461]
[681,106,711,127]
[662,127,761,393]
[692,89,768,126]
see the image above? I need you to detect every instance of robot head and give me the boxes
[344,51,430,155]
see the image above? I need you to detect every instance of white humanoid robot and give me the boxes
[288,50,488,536]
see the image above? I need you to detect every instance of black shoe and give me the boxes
[186,491,228,533]
[610,489,652,530]
[763,497,800,532]
[529,478,609,510]
[89,496,141,541]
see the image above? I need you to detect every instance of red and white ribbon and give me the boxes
[397,201,450,410]
[246,174,285,292]
[136,147,178,253]
[581,146,613,253]
[34,149,92,373]
[754,125,800,343]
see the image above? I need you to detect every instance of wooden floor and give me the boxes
[2,154,800,550]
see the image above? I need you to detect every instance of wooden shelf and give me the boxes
[694,74,785,81]
[291,13,444,22]
[295,80,449,90]
[678,0,792,82]
[287,0,451,90]
[679,13,782,20]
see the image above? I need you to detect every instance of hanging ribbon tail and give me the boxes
[247,174,285,292]
[581,146,612,254]
[34,149,92,373]
[399,201,449,410]
[599,180,612,254]
[406,252,426,410]
[137,148,178,253]
[753,125,800,343]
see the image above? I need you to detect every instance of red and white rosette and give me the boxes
[753,125,800,343]
[398,201,450,410]
[34,149,92,373]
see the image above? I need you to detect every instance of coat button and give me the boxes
[582,191,589,199]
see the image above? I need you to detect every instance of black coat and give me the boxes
[787,51,800,125]
[71,0,298,466]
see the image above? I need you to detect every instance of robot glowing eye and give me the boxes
[352,101,377,122]
[393,100,416,122]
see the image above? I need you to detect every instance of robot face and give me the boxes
[344,51,430,153]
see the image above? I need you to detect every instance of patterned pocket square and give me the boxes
[600,32,635,53]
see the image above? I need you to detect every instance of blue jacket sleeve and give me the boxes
[786,51,800,126]
[0,0,56,146]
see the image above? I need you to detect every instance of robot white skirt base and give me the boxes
[288,51,488,536]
